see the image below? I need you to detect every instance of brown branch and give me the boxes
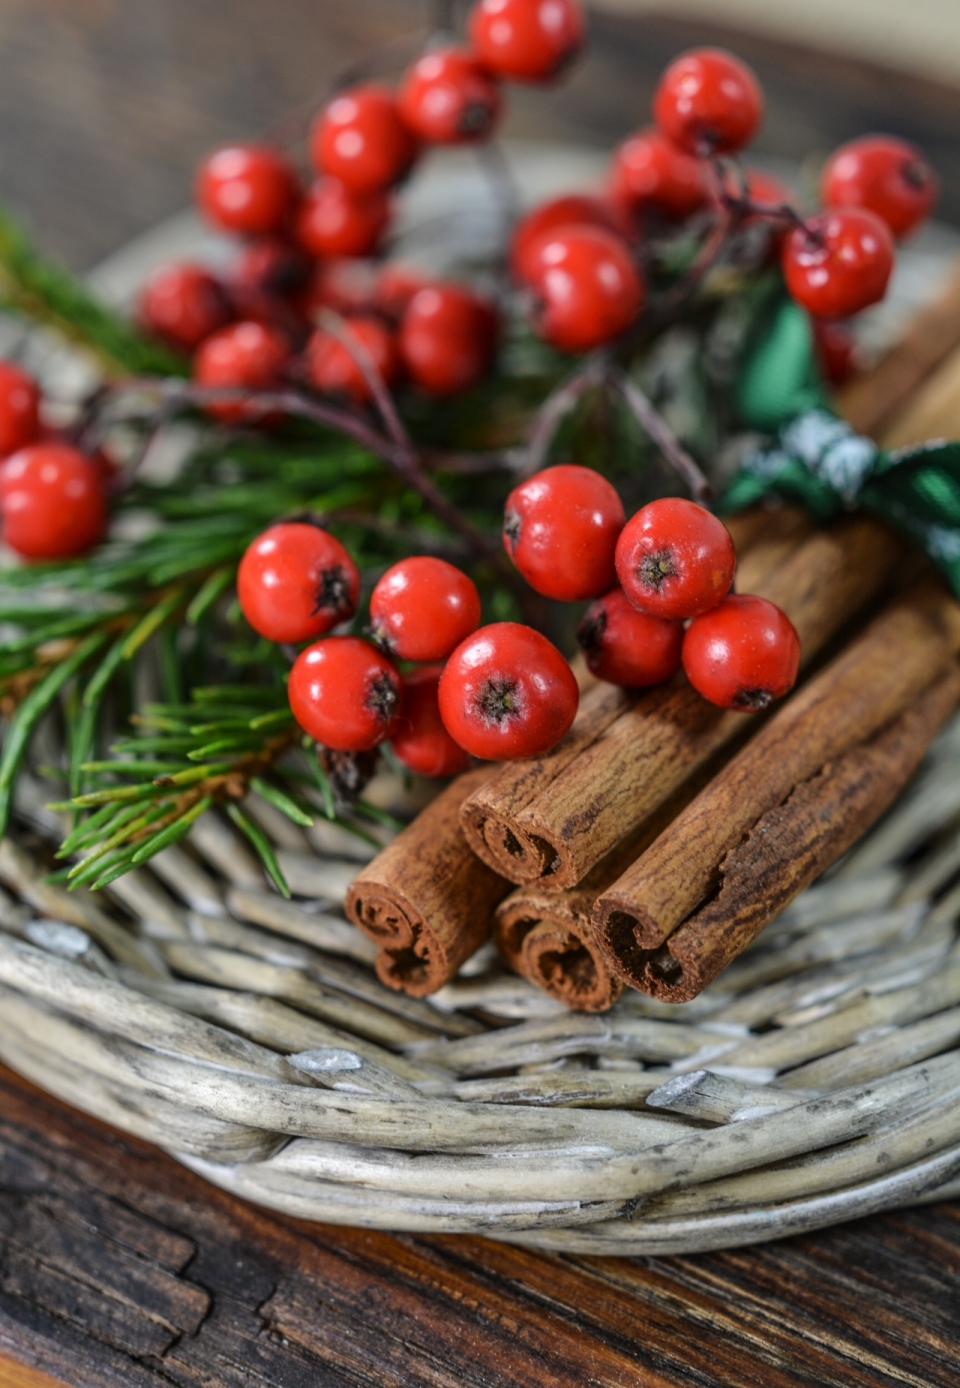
[612,369,713,504]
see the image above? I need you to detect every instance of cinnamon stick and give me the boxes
[627,661,960,1003]
[461,511,905,892]
[592,580,960,995]
[344,766,511,996]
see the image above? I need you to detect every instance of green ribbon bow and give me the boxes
[722,296,960,600]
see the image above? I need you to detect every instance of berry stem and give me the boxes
[612,369,713,504]
[518,352,608,477]
[317,307,409,452]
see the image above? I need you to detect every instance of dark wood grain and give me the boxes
[1,1063,957,1388]
[1,3,959,270]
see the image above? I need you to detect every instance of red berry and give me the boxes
[526,225,643,352]
[0,362,40,458]
[469,0,585,82]
[821,135,938,240]
[370,556,482,662]
[296,177,392,259]
[306,315,399,403]
[510,194,630,285]
[289,636,403,752]
[138,262,232,351]
[193,321,290,421]
[0,444,107,560]
[311,84,418,194]
[229,238,311,311]
[305,258,380,319]
[812,318,858,387]
[390,665,472,777]
[610,128,708,220]
[376,263,431,321]
[399,283,498,396]
[616,497,735,620]
[238,522,360,644]
[682,593,800,711]
[438,622,578,760]
[577,587,683,688]
[503,463,624,601]
[782,208,894,319]
[653,48,763,157]
[398,48,502,146]
[196,145,299,235]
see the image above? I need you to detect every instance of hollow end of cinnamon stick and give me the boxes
[459,800,561,885]
[494,899,623,1012]
[346,879,483,997]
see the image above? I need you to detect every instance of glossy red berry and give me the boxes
[438,622,578,760]
[296,178,392,259]
[289,637,403,752]
[311,84,418,194]
[682,593,800,711]
[376,263,431,321]
[577,587,683,688]
[653,48,763,157]
[370,556,482,662]
[812,318,858,387]
[398,48,502,146]
[469,0,585,82]
[616,497,735,620]
[399,283,498,396]
[503,464,624,601]
[0,444,107,560]
[193,321,290,421]
[526,225,643,352]
[0,362,41,458]
[229,239,311,314]
[304,258,379,320]
[390,665,472,777]
[196,145,299,235]
[306,315,400,402]
[782,208,894,320]
[238,522,360,644]
[821,135,938,240]
[510,194,630,285]
[138,262,232,351]
[610,128,708,220]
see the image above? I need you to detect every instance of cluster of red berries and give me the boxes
[139,0,586,408]
[503,463,800,713]
[237,519,580,771]
[0,362,111,561]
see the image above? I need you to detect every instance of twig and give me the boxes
[317,308,410,452]
[612,369,713,504]
[516,352,608,477]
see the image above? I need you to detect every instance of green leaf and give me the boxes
[250,776,314,827]
[226,802,291,897]
[129,795,214,865]
[186,567,235,625]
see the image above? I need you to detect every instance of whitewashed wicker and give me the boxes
[1,702,959,1254]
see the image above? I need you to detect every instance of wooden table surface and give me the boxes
[1,5,959,1385]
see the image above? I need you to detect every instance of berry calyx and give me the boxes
[296,178,392,259]
[311,84,418,194]
[781,208,894,319]
[237,522,360,644]
[577,587,683,688]
[399,283,498,396]
[510,194,630,285]
[0,362,41,458]
[193,320,290,420]
[610,127,709,220]
[525,224,643,352]
[228,238,311,319]
[821,135,938,240]
[653,48,763,157]
[503,463,625,601]
[398,48,502,146]
[138,262,232,351]
[469,0,585,83]
[390,665,471,777]
[289,637,403,752]
[306,315,400,402]
[682,593,800,711]
[615,497,735,620]
[195,145,299,235]
[0,444,107,560]
[369,556,482,662]
[438,622,579,760]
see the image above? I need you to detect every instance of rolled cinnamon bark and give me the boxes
[623,661,960,1002]
[345,767,511,996]
[461,511,905,892]
[593,580,960,996]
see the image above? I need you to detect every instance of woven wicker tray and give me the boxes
[2,153,960,1255]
